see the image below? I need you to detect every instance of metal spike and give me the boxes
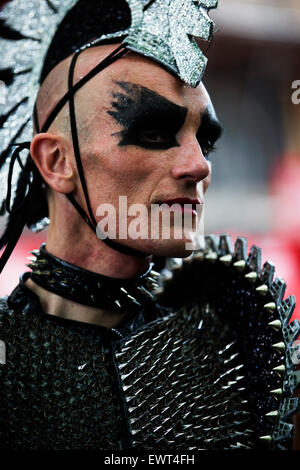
[150,270,160,279]
[270,388,283,399]
[27,256,37,262]
[273,365,285,376]
[127,295,142,306]
[264,302,276,313]
[120,287,128,295]
[245,272,258,283]
[259,435,272,442]
[35,259,48,265]
[32,270,43,276]
[233,260,246,271]
[268,319,282,331]
[115,300,122,309]
[205,251,218,262]
[137,286,153,298]
[30,250,40,256]
[193,251,204,262]
[219,254,232,266]
[123,384,133,392]
[272,342,285,353]
[26,263,36,270]
[256,284,268,296]
[266,410,279,419]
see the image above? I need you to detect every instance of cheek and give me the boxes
[85,141,155,197]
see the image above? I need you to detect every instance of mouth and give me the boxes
[157,198,201,215]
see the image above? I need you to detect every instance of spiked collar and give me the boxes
[27,243,160,316]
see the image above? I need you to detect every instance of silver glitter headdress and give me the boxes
[0,0,218,268]
[0,0,218,172]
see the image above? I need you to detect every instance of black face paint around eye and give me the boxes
[107,81,188,150]
[196,106,223,159]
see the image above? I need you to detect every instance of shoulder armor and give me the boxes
[130,234,300,450]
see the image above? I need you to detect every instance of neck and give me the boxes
[45,201,153,279]
[25,226,156,328]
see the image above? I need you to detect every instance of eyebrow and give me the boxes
[108,81,187,127]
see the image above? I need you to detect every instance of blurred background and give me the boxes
[0,0,300,320]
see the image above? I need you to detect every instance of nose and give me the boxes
[171,139,210,183]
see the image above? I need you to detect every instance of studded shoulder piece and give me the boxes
[113,235,300,450]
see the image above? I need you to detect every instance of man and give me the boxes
[26,43,217,326]
[0,0,299,451]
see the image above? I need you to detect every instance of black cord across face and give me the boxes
[34,44,151,259]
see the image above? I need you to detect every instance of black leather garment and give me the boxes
[0,235,299,450]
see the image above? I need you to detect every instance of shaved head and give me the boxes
[34,42,190,137]
[35,43,125,136]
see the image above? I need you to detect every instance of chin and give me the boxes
[132,238,196,259]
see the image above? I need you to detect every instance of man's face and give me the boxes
[59,48,222,257]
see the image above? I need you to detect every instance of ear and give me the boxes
[30,133,76,194]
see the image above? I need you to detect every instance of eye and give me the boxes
[139,129,171,143]
[136,126,179,150]
[197,139,216,159]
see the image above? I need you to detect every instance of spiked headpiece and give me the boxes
[0,0,218,270]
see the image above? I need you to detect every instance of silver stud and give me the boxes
[268,319,281,331]
[264,302,276,313]
[30,250,40,256]
[265,410,279,419]
[272,342,285,353]
[272,365,285,376]
[270,388,283,399]
[233,260,246,271]
[219,254,232,266]
[256,284,268,296]
[245,272,258,283]
[259,435,272,442]
[137,286,153,298]
[27,256,37,262]
[127,295,142,306]
[205,251,218,262]
[150,270,160,279]
[26,263,35,270]
[32,270,42,275]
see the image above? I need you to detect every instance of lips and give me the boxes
[157,198,201,213]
